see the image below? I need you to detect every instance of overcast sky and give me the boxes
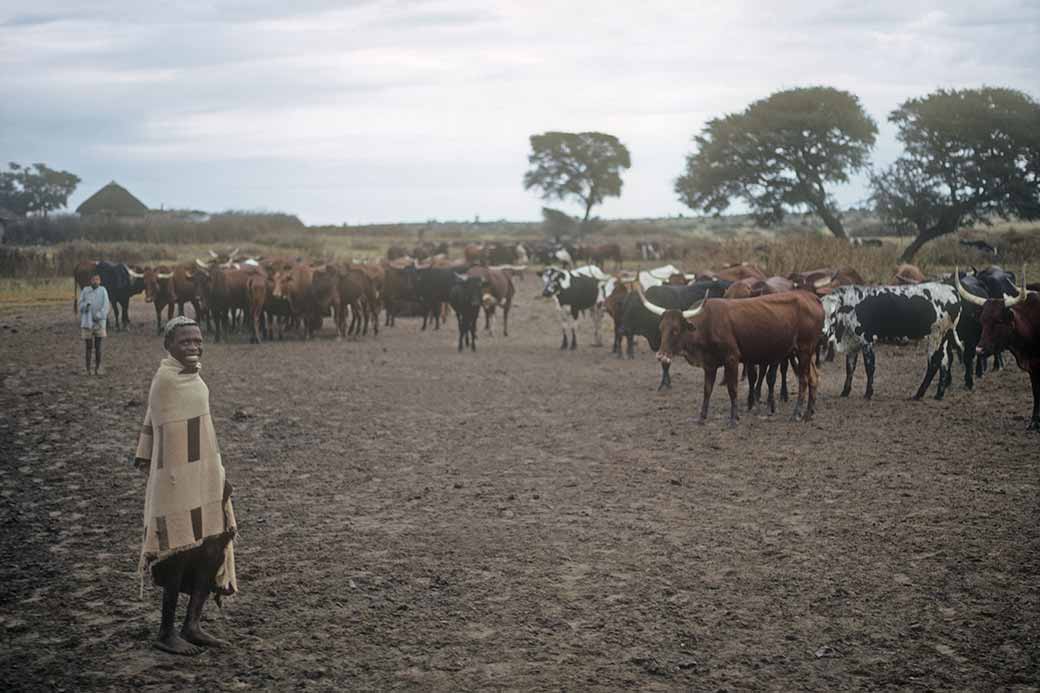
[2,1,1037,225]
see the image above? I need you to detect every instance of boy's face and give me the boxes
[90,274,101,288]
[167,325,203,369]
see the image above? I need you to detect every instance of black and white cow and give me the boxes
[822,283,962,400]
[540,267,603,350]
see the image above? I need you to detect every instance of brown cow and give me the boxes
[723,276,797,412]
[703,262,767,283]
[272,264,316,339]
[788,266,865,295]
[584,243,623,270]
[338,265,379,337]
[466,266,515,336]
[206,265,251,342]
[894,263,926,285]
[637,287,823,425]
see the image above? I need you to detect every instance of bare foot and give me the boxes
[155,632,203,656]
[182,626,229,648]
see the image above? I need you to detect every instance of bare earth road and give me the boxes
[1,297,1037,692]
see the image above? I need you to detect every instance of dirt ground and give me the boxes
[1,295,1037,692]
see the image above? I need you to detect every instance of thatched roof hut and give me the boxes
[76,181,149,217]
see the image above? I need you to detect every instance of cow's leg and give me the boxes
[626,333,635,359]
[699,367,717,423]
[557,303,569,349]
[421,305,429,331]
[591,305,603,347]
[456,313,465,352]
[863,342,877,400]
[779,357,790,402]
[470,314,477,352]
[840,351,859,397]
[1028,370,1040,431]
[724,360,740,426]
[613,326,621,356]
[912,347,944,400]
[745,364,758,412]
[994,351,1004,371]
[657,362,671,391]
[766,362,778,415]
[502,304,509,337]
[963,333,977,390]
[806,355,819,420]
[155,304,163,336]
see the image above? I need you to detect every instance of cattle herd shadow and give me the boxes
[0,299,1037,691]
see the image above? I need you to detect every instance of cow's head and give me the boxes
[142,267,173,303]
[958,266,1028,357]
[635,284,705,366]
[540,268,570,297]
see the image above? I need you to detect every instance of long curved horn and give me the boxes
[1004,265,1026,307]
[812,276,832,289]
[955,266,986,306]
[195,258,209,270]
[634,283,667,317]
[208,249,218,258]
[681,300,706,318]
[156,272,174,280]
[127,268,143,279]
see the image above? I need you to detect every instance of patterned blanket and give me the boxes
[136,357,237,596]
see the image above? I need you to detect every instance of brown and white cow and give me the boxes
[466,265,515,336]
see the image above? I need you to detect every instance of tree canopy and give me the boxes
[523,131,631,225]
[674,86,877,240]
[871,86,1040,261]
[0,162,81,217]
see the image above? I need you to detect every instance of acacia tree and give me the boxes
[0,162,81,217]
[523,131,631,227]
[871,87,1040,261]
[674,86,877,240]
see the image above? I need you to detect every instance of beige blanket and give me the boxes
[136,357,237,596]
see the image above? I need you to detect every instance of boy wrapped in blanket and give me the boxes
[134,316,238,655]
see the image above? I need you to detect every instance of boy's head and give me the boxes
[163,317,203,369]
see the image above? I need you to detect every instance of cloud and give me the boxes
[1,0,1037,224]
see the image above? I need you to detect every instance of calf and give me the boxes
[449,274,484,351]
[638,288,824,424]
[539,267,603,350]
[822,283,961,400]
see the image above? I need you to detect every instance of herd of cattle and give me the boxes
[71,241,1040,431]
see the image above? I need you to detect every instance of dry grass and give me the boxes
[0,277,73,309]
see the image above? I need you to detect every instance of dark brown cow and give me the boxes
[788,266,865,295]
[380,261,418,327]
[637,287,824,425]
[466,266,515,336]
[207,266,250,342]
[603,281,631,355]
[295,266,342,339]
[894,263,926,285]
[579,243,623,270]
[142,266,177,335]
[956,269,1040,430]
